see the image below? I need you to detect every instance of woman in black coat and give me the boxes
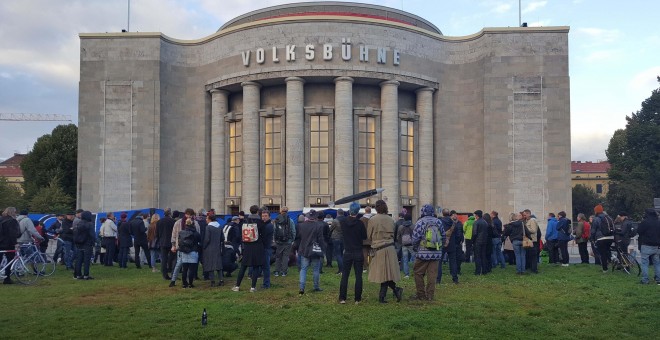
[117,214,133,268]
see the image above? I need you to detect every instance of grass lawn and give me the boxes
[1,260,657,339]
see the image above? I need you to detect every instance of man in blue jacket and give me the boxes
[556,211,572,266]
[545,213,559,264]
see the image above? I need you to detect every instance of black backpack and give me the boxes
[178,229,195,253]
[274,219,291,242]
[73,223,89,245]
[600,215,615,236]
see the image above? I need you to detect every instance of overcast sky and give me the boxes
[1,0,658,162]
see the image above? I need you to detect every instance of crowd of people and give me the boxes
[1,201,659,296]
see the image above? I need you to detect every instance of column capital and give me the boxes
[209,88,230,95]
[241,81,262,88]
[415,87,435,94]
[379,80,400,87]
[334,76,354,84]
[285,76,306,84]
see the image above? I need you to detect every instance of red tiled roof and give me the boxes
[0,167,23,177]
[571,161,610,173]
[0,153,26,167]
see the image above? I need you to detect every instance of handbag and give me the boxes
[311,242,324,257]
[522,225,534,248]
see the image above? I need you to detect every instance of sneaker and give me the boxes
[274,272,279,277]
[83,276,94,280]
[603,270,608,273]
[313,288,323,292]
[231,286,240,292]
[363,269,367,273]
[339,300,346,304]
[404,275,409,279]
[299,290,305,296]
[561,264,569,267]
[250,287,256,293]
[281,273,287,277]
[355,300,361,305]
[168,281,175,287]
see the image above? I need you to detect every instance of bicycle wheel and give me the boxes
[610,258,620,273]
[11,258,40,285]
[38,253,56,276]
[622,253,641,276]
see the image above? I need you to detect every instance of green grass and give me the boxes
[1,261,657,339]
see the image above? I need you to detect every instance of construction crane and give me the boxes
[0,113,73,122]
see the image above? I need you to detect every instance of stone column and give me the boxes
[285,77,305,209]
[416,87,435,207]
[210,89,229,212]
[380,80,400,215]
[334,76,354,201]
[241,81,261,210]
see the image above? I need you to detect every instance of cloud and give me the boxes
[582,50,622,63]
[627,66,660,102]
[571,131,610,162]
[527,20,552,27]
[522,1,547,14]
[576,27,622,44]
[492,3,512,14]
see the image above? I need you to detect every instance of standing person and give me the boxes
[360,206,374,273]
[556,211,572,267]
[222,216,241,277]
[590,204,614,272]
[130,214,151,269]
[472,210,489,275]
[411,204,445,301]
[545,213,559,264]
[169,209,201,287]
[503,213,530,275]
[296,210,326,295]
[60,212,75,270]
[396,216,414,279]
[117,213,132,269]
[450,211,465,274]
[637,209,660,285]
[490,211,505,269]
[574,213,590,264]
[463,215,475,263]
[49,214,65,265]
[368,200,403,303]
[178,216,201,288]
[0,207,20,284]
[615,212,633,254]
[273,207,296,277]
[329,209,345,275]
[438,209,459,284]
[17,210,45,245]
[73,211,96,280]
[338,202,367,304]
[231,205,267,293]
[156,208,176,280]
[100,212,118,266]
[147,214,160,272]
[203,213,224,287]
[323,214,334,268]
[523,209,540,274]
[260,210,274,289]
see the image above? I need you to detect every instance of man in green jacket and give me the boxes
[463,215,475,263]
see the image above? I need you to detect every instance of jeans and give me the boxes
[401,246,415,276]
[262,247,272,288]
[160,247,175,278]
[118,247,130,268]
[274,243,292,275]
[171,252,183,281]
[512,240,526,273]
[332,239,344,273]
[437,250,458,283]
[62,240,74,269]
[299,256,321,291]
[339,251,364,302]
[491,238,505,268]
[640,245,660,283]
[150,249,160,269]
[558,240,569,264]
[74,244,92,278]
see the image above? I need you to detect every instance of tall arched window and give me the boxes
[228,121,242,197]
[400,120,415,197]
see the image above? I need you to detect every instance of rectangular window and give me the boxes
[228,121,242,197]
[596,184,603,194]
[264,117,282,196]
[400,120,414,197]
[310,115,330,195]
[358,116,376,192]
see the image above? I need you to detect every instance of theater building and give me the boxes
[78,2,571,219]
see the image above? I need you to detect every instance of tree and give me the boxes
[605,76,660,220]
[572,184,600,220]
[21,124,77,207]
[0,177,25,209]
[28,177,74,213]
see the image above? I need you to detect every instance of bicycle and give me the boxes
[0,246,41,285]
[610,243,640,276]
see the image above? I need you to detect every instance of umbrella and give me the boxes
[331,188,384,206]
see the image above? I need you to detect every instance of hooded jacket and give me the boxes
[638,209,660,246]
[463,216,475,240]
[412,206,446,261]
[77,211,97,246]
[556,217,572,241]
[0,215,20,249]
[17,215,44,243]
[440,216,459,252]
[546,217,558,241]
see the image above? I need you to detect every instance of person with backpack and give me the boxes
[590,204,615,272]
[231,205,267,293]
[438,208,459,284]
[73,211,96,280]
[273,207,296,277]
[396,216,414,279]
[329,209,345,275]
[556,211,572,267]
[169,208,200,287]
[574,213,591,264]
[411,204,446,301]
[368,200,404,303]
[177,216,201,288]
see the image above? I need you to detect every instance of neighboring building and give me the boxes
[0,153,26,190]
[571,161,610,196]
[78,2,571,220]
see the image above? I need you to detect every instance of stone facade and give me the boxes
[78,2,571,223]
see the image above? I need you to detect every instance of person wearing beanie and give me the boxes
[590,204,614,272]
[338,202,367,304]
[411,204,446,301]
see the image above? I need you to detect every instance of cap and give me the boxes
[76,209,84,214]
[19,209,29,216]
[66,211,75,215]
[306,209,316,219]
[231,216,240,221]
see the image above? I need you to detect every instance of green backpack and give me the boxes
[421,221,442,251]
